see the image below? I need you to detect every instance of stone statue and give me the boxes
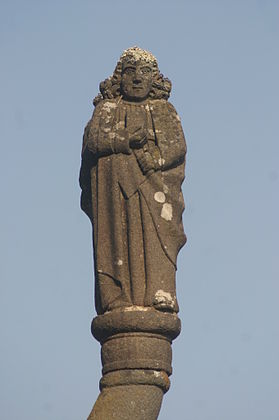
[80,47,187,419]
[80,46,186,315]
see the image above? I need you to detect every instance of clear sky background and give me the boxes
[0,1,278,419]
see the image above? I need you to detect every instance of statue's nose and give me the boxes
[133,69,143,83]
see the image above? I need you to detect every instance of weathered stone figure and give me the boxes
[80,47,186,315]
[80,47,187,419]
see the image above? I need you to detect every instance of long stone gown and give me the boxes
[80,98,186,315]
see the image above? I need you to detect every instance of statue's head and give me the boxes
[94,47,172,106]
[120,47,157,101]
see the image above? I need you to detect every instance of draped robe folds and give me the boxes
[80,98,187,315]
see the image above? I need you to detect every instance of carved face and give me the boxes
[121,61,153,101]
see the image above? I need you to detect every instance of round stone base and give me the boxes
[92,307,181,342]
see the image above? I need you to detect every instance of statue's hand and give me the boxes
[127,106,148,149]
[129,127,148,149]
[135,149,156,175]
[114,127,131,155]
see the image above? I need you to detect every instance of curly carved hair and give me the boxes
[93,47,172,106]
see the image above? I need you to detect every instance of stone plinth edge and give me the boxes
[92,307,181,343]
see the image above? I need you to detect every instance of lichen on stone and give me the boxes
[120,46,158,66]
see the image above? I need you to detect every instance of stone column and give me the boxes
[87,307,181,420]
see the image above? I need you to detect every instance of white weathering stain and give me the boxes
[154,290,175,309]
[117,259,123,266]
[161,203,173,221]
[163,184,169,194]
[115,121,125,129]
[154,191,166,203]
[124,306,149,312]
[158,158,165,166]
[103,101,117,110]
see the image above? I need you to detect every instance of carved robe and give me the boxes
[80,98,186,314]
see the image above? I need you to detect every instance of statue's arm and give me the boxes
[157,102,187,172]
[79,103,113,219]
[79,125,94,219]
[82,101,131,159]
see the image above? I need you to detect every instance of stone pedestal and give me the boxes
[87,307,181,420]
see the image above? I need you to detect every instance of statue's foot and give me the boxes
[152,290,178,313]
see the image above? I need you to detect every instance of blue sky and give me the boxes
[1,1,278,419]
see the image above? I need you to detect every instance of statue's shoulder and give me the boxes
[165,101,179,116]
[148,99,179,117]
[95,98,119,113]
[84,99,118,133]
[148,99,167,108]
[101,98,119,108]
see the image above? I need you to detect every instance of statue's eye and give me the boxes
[124,68,135,75]
[141,67,151,74]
